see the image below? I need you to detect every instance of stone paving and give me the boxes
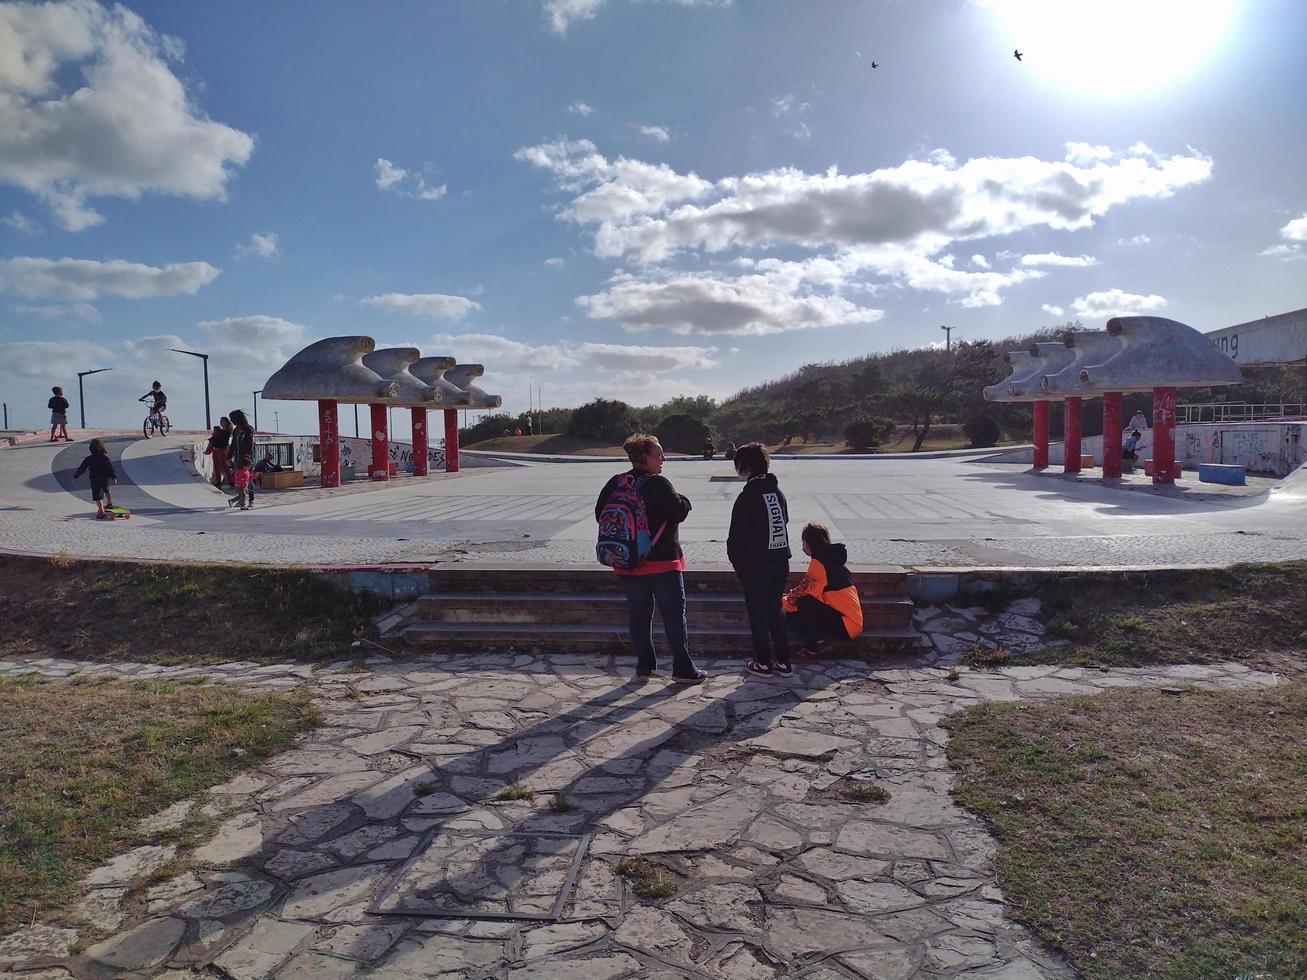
[0,626,1281,979]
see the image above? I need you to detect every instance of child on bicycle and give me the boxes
[73,438,118,519]
[139,381,167,421]
[230,453,255,510]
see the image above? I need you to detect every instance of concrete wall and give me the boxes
[987,421,1307,476]
[192,434,447,482]
[1204,308,1307,367]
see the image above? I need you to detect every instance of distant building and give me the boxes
[1204,308,1307,367]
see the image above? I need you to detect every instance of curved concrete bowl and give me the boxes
[362,347,440,405]
[446,364,503,410]
[411,355,473,407]
[262,336,398,402]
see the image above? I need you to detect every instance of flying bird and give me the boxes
[1013,49,1023,61]
[870,61,878,69]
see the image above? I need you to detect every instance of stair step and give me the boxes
[398,620,922,655]
[424,565,910,597]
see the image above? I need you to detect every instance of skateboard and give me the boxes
[101,505,131,520]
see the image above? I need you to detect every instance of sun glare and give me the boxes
[989,0,1238,95]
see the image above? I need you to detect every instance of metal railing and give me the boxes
[1177,401,1306,424]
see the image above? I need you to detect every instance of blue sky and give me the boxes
[1,0,1304,435]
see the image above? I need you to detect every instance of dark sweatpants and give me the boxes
[739,563,790,667]
[785,594,851,648]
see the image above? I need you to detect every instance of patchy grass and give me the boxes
[616,857,680,900]
[812,778,891,805]
[965,562,1307,671]
[548,796,576,813]
[0,555,383,665]
[492,784,535,802]
[945,681,1307,979]
[0,675,318,934]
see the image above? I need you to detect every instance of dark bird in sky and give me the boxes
[1013,49,1023,61]
[870,61,878,69]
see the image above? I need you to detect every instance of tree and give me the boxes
[459,413,516,445]
[844,416,895,450]
[567,398,638,443]
[962,414,1001,448]
[654,414,711,454]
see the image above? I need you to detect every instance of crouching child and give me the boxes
[783,523,863,657]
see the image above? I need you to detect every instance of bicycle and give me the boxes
[141,406,171,439]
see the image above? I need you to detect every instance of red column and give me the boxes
[1152,386,1177,484]
[1032,400,1049,469]
[369,403,389,480]
[1102,391,1123,478]
[444,408,459,473]
[1063,396,1082,473]
[317,399,339,489]
[411,407,428,476]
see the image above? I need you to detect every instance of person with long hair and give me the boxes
[228,409,255,505]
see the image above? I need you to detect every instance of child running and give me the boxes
[782,523,863,658]
[231,454,254,510]
[73,438,118,519]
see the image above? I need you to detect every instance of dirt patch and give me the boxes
[945,681,1307,979]
[0,675,318,934]
[0,555,383,665]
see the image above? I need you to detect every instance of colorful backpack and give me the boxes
[596,473,662,569]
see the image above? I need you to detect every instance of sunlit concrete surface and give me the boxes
[2,434,1306,569]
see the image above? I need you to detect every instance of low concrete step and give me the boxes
[425,565,910,597]
[412,591,914,629]
[397,621,922,655]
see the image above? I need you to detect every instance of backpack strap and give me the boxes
[635,472,668,548]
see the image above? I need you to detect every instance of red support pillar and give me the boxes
[411,407,428,476]
[369,403,389,480]
[1152,386,1177,484]
[1032,400,1049,469]
[317,399,339,489]
[1102,391,1123,478]
[444,408,459,473]
[1063,396,1082,474]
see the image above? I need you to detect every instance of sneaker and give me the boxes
[671,669,708,685]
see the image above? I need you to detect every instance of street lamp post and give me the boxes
[167,348,211,430]
[76,368,113,428]
[252,390,263,432]
[940,324,954,354]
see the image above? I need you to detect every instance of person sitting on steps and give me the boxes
[1122,428,1142,461]
[783,523,863,659]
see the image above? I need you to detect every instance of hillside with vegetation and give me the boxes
[463,324,1303,454]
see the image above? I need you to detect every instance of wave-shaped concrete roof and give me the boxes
[445,364,502,409]
[361,348,439,406]
[261,336,398,403]
[411,356,473,407]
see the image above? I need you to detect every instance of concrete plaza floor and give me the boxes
[2,433,1306,569]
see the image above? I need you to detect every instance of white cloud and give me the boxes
[374,157,446,200]
[1282,213,1307,241]
[544,257,565,267]
[1069,289,1168,319]
[1260,244,1306,262]
[545,0,730,35]
[0,256,219,301]
[0,339,115,377]
[970,254,990,269]
[769,93,812,140]
[0,0,253,230]
[197,315,308,349]
[363,292,482,320]
[638,125,671,142]
[234,231,281,261]
[1063,142,1114,166]
[577,341,716,371]
[1118,234,1151,246]
[1020,252,1099,267]
[567,101,594,116]
[1041,304,1065,317]
[12,300,101,322]
[429,332,581,372]
[4,210,38,235]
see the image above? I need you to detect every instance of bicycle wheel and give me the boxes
[143,417,153,439]
[160,415,171,436]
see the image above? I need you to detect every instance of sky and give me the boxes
[1,0,1304,437]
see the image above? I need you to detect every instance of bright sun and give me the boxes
[989,0,1239,95]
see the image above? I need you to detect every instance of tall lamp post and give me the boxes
[77,367,113,428]
[167,348,211,430]
[252,390,263,432]
[940,324,954,354]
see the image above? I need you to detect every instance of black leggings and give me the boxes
[739,565,790,667]
[785,595,851,647]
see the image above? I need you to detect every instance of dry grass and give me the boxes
[0,555,382,665]
[0,675,318,933]
[945,682,1307,979]
[616,857,680,899]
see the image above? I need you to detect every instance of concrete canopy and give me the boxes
[361,347,440,406]
[988,341,1077,402]
[445,364,502,409]
[411,356,473,407]
[261,336,397,403]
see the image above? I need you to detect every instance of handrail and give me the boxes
[1176,402,1306,424]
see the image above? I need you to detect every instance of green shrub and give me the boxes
[655,414,711,454]
[963,414,1002,448]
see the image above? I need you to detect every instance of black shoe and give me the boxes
[672,669,708,685]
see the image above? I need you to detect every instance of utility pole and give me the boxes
[354,403,359,438]
[77,367,113,428]
[167,348,211,430]
[273,410,280,432]
[2,402,8,429]
[940,324,954,354]
[252,390,262,431]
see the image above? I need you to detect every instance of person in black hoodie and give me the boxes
[595,434,707,684]
[727,442,792,676]
[73,438,118,518]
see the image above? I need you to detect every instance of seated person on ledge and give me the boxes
[252,451,285,484]
[1122,428,1142,461]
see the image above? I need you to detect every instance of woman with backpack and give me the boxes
[727,442,793,676]
[595,434,707,685]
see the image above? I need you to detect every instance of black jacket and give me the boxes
[811,541,854,592]
[230,426,255,467]
[74,454,116,484]
[48,396,69,413]
[727,472,791,573]
[595,469,691,564]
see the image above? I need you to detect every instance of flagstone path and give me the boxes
[0,649,1279,979]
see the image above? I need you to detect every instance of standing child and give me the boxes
[231,454,254,509]
[727,442,793,677]
[48,386,70,442]
[783,523,863,658]
[73,438,117,518]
